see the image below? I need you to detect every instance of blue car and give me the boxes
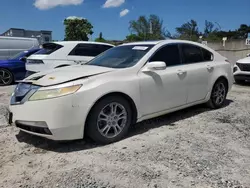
[0,48,40,86]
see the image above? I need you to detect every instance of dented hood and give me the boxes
[23,65,114,86]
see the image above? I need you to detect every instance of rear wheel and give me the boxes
[86,96,132,144]
[0,68,14,86]
[207,79,228,109]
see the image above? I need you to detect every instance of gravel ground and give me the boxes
[1,84,250,188]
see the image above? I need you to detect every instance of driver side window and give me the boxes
[149,44,181,67]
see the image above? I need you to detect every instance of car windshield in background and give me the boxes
[9,51,27,60]
[86,45,154,68]
[35,43,63,55]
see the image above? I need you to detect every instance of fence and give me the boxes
[207,39,250,64]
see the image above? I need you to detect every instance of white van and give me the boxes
[25,41,114,75]
[0,36,39,60]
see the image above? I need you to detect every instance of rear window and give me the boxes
[35,43,63,55]
[69,44,113,57]
[201,48,213,61]
[181,44,203,64]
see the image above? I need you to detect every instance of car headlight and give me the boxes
[29,85,82,101]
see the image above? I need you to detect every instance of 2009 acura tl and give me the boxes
[9,40,233,144]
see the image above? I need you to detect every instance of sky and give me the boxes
[0,0,249,40]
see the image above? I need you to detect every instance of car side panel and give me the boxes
[207,60,233,96]
[183,62,211,104]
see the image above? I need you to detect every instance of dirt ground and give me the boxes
[0,84,250,188]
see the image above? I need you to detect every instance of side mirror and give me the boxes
[142,61,166,72]
[19,57,27,62]
[247,53,250,57]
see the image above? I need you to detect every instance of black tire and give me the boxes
[0,68,14,86]
[86,96,132,144]
[235,79,245,85]
[207,79,228,109]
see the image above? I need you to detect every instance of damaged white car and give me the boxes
[9,40,233,144]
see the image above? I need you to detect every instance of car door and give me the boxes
[67,44,113,64]
[138,44,188,116]
[180,44,212,104]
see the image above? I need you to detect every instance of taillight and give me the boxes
[27,60,44,64]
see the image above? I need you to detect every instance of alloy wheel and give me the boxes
[212,82,226,105]
[0,69,12,86]
[97,102,128,139]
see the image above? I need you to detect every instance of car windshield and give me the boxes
[34,43,63,55]
[86,45,154,68]
[9,51,27,60]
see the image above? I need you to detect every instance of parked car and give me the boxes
[9,40,233,144]
[0,48,40,86]
[25,41,115,76]
[233,55,250,84]
[0,36,39,60]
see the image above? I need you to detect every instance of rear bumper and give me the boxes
[25,71,36,78]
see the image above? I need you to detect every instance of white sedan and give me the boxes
[9,40,233,144]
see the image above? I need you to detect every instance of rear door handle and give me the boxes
[206,65,214,71]
[177,70,186,75]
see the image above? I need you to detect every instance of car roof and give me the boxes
[121,39,206,46]
[121,40,165,46]
[54,41,114,47]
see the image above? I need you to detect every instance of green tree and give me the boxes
[237,24,250,39]
[204,20,218,37]
[125,34,142,42]
[127,14,171,41]
[175,19,199,41]
[64,17,94,41]
[95,32,106,42]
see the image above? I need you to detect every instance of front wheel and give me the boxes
[86,96,132,144]
[207,79,228,109]
[0,68,14,86]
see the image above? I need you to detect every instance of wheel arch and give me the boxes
[214,76,229,91]
[84,91,138,134]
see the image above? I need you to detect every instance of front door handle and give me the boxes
[74,60,82,64]
[177,70,187,75]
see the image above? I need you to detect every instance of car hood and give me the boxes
[22,65,115,86]
[0,59,18,64]
[237,57,250,64]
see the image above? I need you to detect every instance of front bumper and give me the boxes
[233,69,250,81]
[233,63,250,81]
[234,74,250,81]
[9,94,85,141]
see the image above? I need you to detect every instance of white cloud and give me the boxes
[66,16,85,20]
[34,0,84,10]
[103,0,125,8]
[120,9,129,17]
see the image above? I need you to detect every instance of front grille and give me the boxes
[236,63,250,71]
[16,121,52,135]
